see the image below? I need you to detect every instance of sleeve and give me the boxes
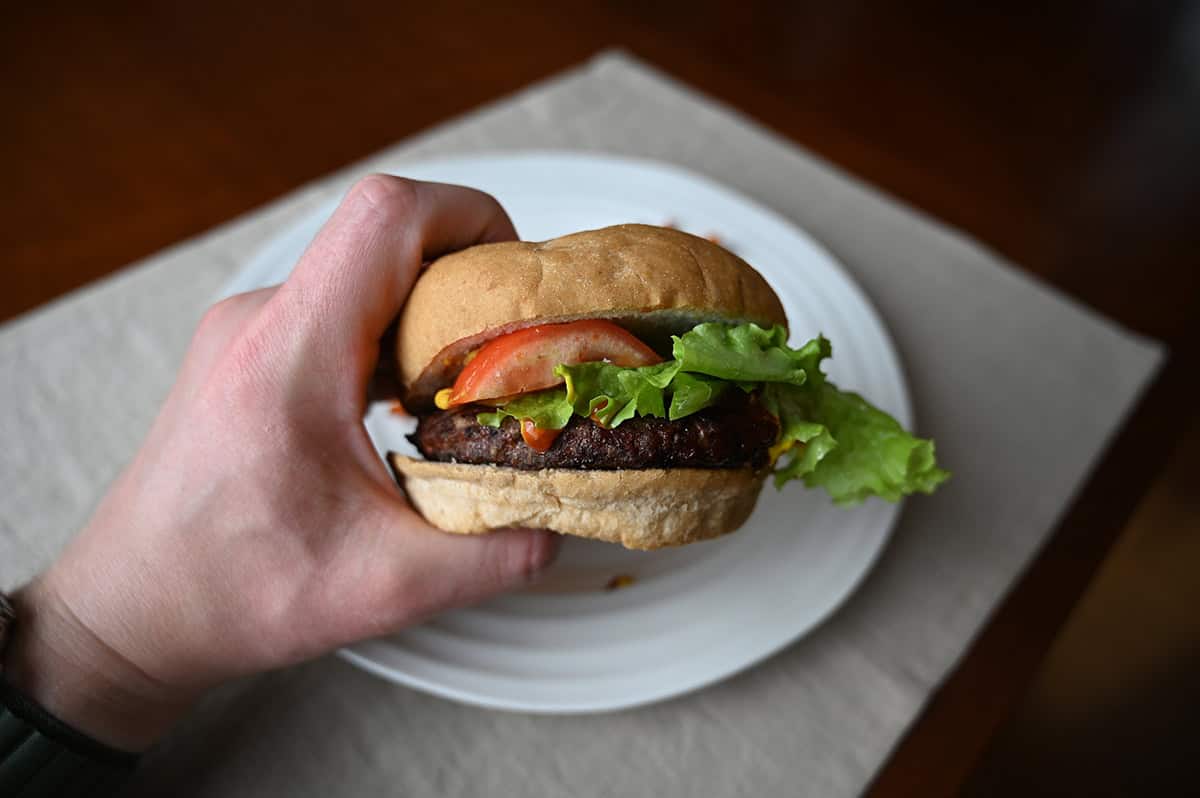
[0,676,139,797]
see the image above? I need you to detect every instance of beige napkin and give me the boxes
[0,51,1162,797]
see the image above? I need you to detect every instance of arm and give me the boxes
[1,175,558,753]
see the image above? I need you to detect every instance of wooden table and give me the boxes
[5,3,1197,794]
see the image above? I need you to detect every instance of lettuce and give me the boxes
[476,389,573,431]
[476,322,948,505]
[760,382,838,485]
[558,360,675,426]
[797,384,948,504]
[667,372,732,420]
[671,322,810,384]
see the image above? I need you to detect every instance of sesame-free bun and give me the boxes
[388,454,768,550]
[398,224,787,409]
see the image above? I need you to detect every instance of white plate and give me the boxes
[225,152,911,713]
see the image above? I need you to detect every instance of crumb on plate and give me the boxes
[605,574,636,591]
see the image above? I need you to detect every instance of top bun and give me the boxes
[397,223,787,408]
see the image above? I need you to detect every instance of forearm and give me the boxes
[3,578,190,753]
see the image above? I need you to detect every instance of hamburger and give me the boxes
[388,224,946,549]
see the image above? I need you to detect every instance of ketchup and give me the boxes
[521,419,561,453]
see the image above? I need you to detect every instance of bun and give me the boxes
[388,454,768,550]
[398,224,787,408]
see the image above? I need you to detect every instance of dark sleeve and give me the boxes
[0,676,139,797]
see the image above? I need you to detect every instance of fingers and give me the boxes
[179,287,278,387]
[270,175,516,376]
[400,179,518,258]
[196,287,277,344]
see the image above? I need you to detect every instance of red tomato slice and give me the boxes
[447,320,661,406]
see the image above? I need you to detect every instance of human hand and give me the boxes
[3,176,559,751]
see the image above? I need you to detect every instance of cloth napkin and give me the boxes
[0,51,1162,797]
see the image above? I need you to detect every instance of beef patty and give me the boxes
[411,396,779,471]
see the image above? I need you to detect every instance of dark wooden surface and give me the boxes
[4,1,1198,793]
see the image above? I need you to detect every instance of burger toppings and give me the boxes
[435,319,662,409]
[413,394,779,471]
[520,418,561,453]
[419,320,948,506]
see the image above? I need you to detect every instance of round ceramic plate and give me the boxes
[224,152,911,713]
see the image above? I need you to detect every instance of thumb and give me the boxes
[333,498,560,639]
[395,513,561,619]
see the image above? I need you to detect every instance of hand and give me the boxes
[3,176,559,751]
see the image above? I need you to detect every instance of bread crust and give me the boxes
[388,454,768,550]
[397,224,787,408]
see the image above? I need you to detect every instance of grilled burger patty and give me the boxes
[411,397,779,471]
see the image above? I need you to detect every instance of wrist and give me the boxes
[2,578,194,752]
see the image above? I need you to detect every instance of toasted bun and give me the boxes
[389,454,767,550]
[398,224,787,408]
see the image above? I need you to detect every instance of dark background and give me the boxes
[3,2,1198,794]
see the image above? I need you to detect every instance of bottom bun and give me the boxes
[388,454,768,550]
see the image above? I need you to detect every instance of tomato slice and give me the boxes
[446,320,661,407]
